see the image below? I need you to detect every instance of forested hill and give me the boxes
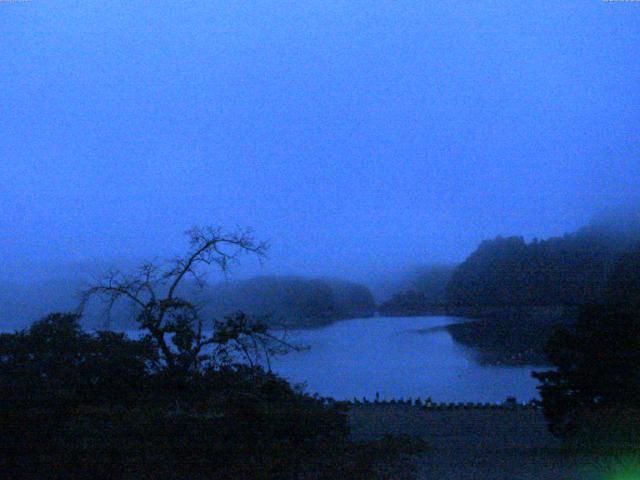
[0,275,376,330]
[197,276,376,328]
[445,215,640,307]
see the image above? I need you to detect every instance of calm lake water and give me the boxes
[72,315,541,404]
[269,316,540,403]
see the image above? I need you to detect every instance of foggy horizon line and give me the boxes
[3,200,639,286]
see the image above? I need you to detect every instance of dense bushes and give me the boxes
[0,313,421,479]
[533,248,640,444]
[533,304,640,441]
[0,313,157,408]
[2,314,325,475]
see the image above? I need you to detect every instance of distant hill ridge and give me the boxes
[196,275,376,328]
[380,207,640,313]
[446,210,640,306]
[446,210,640,307]
[0,275,376,330]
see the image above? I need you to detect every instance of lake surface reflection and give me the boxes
[270,316,540,403]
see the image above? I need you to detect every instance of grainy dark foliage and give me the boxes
[533,248,640,443]
[0,313,421,479]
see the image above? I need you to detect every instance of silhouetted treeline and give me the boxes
[199,276,376,328]
[446,233,617,306]
[446,212,640,307]
[0,278,86,330]
[0,313,422,479]
[378,210,640,314]
[448,243,640,367]
[603,246,640,308]
[0,275,376,331]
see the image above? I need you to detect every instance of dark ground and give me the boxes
[348,405,636,479]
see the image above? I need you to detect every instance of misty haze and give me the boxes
[2,2,639,479]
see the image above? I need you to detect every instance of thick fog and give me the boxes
[2,1,639,287]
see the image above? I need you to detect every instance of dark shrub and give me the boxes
[533,304,640,441]
[0,313,421,479]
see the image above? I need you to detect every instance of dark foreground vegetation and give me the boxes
[0,227,422,479]
[534,305,640,446]
[349,404,640,479]
[0,313,426,479]
[532,250,640,445]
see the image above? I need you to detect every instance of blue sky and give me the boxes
[1,1,639,280]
